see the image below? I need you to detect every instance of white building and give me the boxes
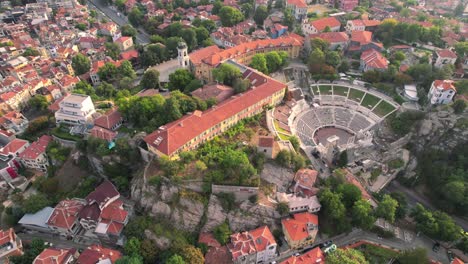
[302,17,341,36]
[428,80,457,105]
[403,84,419,101]
[228,225,277,264]
[277,192,322,213]
[286,0,308,20]
[55,94,96,125]
[434,49,457,69]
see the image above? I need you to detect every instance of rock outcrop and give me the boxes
[202,195,227,233]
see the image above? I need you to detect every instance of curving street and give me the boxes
[86,0,150,44]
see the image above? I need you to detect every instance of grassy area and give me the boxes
[319,85,333,95]
[274,120,292,140]
[51,127,82,141]
[361,93,381,110]
[333,85,349,96]
[349,88,365,102]
[311,85,321,95]
[373,101,396,117]
[358,244,398,264]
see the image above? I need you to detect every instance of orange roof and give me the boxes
[90,126,117,141]
[351,30,373,44]
[362,19,381,27]
[94,108,122,130]
[0,228,15,246]
[309,32,349,43]
[189,45,223,65]
[202,35,303,66]
[47,199,85,230]
[344,169,373,201]
[452,257,465,264]
[310,17,341,31]
[436,49,457,59]
[287,0,307,8]
[282,212,318,241]
[294,169,318,190]
[115,36,131,43]
[145,67,286,156]
[19,135,52,160]
[0,138,28,157]
[76,245,122,264]
[100,199,128,223]
[199,232,222,248]
[258,136,274,148]
[433,80,456,92]
[249,225,276,252]
[33,248,76,264]
[361,49,388,69]
[280,247,325,264]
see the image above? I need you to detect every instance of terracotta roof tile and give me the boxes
[280,247,325,264]
[18,135,52,160]
[310,17,341,31]
[47,199,85,230]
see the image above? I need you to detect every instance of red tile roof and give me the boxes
[33,248,76,264]
[86,180,120,209]
[144,68,286,156]
[0,138,28,157]
[280,247,325,264]
[309,32,349,44]
[282,212,318,242]
[361,49,389,70]
[249,225,276,252]
[19,135,52,160]
[120,49,139,60]
[344,169,373,202]
[114,36,131,43]
[436,49,457,59]
[205,245,232,264]
[294,169,318,190]
[0,228,15,247]
[452,257,465,264]
[94,108,122,130]
[202,35,303,66]
[228,232,256,260]
[191,83,234,103]
[287,0,307,8]
[189,45,223,65]
[76,245,122,264]
[258,136,274,148]
[362,19,381,27]
[310,17,341,31]
[90,126,117,142]
[198,232,222,248]
[433,80,456,92]
[351,30,373,44]
[100,199,128,223]
[47,199,85,230]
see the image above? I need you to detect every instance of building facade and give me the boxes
[55,94,96,125]
[282,212,319,249]
[428,80,457,105]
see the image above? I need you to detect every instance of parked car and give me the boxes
[323,244,337,254]
[320,240,333,248]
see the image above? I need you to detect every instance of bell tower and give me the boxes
[177,42,189,69]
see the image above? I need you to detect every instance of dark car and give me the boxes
[320,240,333,249]
[432,242,440,252]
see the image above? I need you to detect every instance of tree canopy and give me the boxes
[219,6,244,26]
[327,248,368,264]
[72,54,91,75]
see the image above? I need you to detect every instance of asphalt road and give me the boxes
[86,0,150,44]
[386,181,468,231]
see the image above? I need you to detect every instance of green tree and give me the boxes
[397,248,428,264]
[253,5,268,25]
[393,51,406,61]
[310,38,330,52]
[376,194,398,223]
[195,27,210,44]
[275,149,292,167]
[115,256,144,264]
[362,70,382,83]
[141,69,160,89]
[319,188,346,221]
[166,254,186,264]
[276,202,290,215]
[250,54,268,74]
[180,28,198,50]
[121,24,138,40]
[22,193,51,213]
[337,183,362,208]
[325,51,341,67]
[212,63,241,86]
[96,82,116,98]
[214,222,231,245]
[165,97,183,122]
[140,239,158,263]
[141,44,169,67]
[22,47,40,57]
[29,95,48,110]
[105,42,120,60]
[452,100,466,114]
[337,151,348,167]
[327,248,368,264]
[180,245,205,264]
[168,69,195,91]
[233,78,250,94]
[124,237,141,257]
[241,3,253,17]
[351,199,375,230]
[119,60,136,79]
[454,42,468,58]
[288,136,300,151]
[72,53,91,75]
[128,7,144,26]
[98,62,118,82]
[390,192,408,219]
[219,6,244,26]
[265,51,283,73]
